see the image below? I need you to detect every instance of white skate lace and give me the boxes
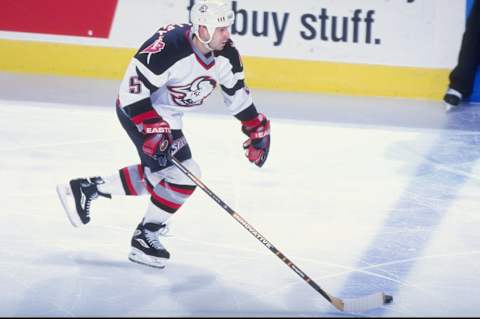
[145,225,170,250]
[84,193,98,214]
[80,180,99,214]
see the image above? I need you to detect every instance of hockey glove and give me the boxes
[241,113,271,167]
[142,118,173,166]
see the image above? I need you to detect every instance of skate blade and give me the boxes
[128,248,167,269]
[445,102,456,112]
[56,183,82,227]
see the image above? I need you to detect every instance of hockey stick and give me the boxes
[169,156,393,312]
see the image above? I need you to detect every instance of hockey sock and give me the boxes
[96,165,148,196]
[143,179,196,224]
[117,164,148,196]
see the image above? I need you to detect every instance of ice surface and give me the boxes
[1,74,480,317]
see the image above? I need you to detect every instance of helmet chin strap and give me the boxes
[197,36,214,51]
[195,26,215,51]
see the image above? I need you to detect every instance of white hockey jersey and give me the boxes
[117,23,255,130]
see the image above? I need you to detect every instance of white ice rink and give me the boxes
[1,73,480,317]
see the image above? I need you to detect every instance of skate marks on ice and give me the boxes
[2,98,480,316]
[339,103,480,317]
[0,101,324,317]
[2,249,285,317]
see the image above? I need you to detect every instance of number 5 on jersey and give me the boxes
[129,76,142,94]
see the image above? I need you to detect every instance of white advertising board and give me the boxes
[0,0,466,68]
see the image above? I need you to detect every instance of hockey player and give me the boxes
[56,0,271,269]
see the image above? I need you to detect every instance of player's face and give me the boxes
[209,26,231,50]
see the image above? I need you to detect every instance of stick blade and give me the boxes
[342,292,392,313]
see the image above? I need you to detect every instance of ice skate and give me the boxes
[56,177,111,227]
[128,221,170,269]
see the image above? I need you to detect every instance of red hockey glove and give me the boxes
[142,118,173,166]
[241,113,271,167]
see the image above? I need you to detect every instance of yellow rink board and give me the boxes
[0,39,448,100]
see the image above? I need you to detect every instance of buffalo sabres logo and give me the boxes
[140,24,180,64]
[168,76,217,107]
[141,37,165,55]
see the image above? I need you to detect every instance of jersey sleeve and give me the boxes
[118,24,191,126]
[117,59,162,126]
[216,41,255,116]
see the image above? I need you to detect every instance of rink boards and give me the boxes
[0,0,470,101]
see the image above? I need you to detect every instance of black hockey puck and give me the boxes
[383,294,393,304]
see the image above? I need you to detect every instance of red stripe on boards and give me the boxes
[0,0,118,38]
